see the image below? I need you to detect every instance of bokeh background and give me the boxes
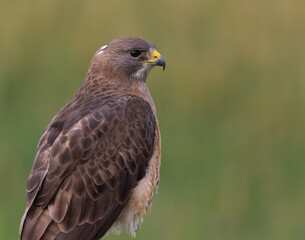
[1,0,305,239]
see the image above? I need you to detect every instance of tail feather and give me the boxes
[20,207,54,240]
[20,203,125,240]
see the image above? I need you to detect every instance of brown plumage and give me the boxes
[19,37,165,240]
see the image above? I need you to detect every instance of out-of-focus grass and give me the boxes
[1,0,305,239]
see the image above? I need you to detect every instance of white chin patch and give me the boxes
[133,64,152,80]
[97,44,108,54]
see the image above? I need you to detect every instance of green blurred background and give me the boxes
[1,0,305,239]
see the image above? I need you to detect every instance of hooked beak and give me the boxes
[154,54,166,71]
[140,50,166,71]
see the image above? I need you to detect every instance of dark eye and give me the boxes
[130,50,141,57]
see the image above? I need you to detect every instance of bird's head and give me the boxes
[90,37,166,81]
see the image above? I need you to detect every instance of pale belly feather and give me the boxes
[109,125,161,237]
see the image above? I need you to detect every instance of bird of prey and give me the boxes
[19,37,165,240]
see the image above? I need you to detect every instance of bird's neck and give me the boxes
[122,77,157,114]
[80,73,156,114]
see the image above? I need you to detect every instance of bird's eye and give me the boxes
[130,50,141,58]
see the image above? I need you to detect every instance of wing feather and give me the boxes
[20,95,156,240]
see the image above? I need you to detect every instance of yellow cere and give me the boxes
[152,50,160,59]
[140,50,161,63]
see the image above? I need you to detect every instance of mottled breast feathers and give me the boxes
[20,95,156,240]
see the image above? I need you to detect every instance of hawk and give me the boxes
[19,37,165,240]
